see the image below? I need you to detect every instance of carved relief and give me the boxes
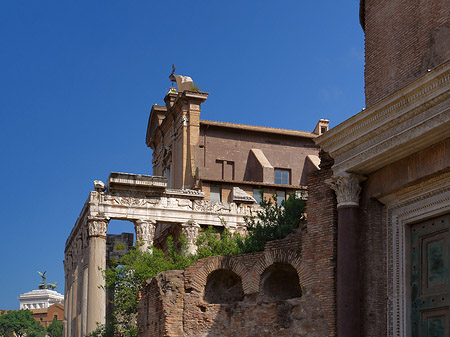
[88,220,108,237]
[326,173,366,207]
[110,196,151,207]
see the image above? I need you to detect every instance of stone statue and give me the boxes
[38,271,58,290]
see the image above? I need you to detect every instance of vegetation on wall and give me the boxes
[88,193,305,337]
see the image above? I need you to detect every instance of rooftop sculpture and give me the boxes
[37,271,58,290]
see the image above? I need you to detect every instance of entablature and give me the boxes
[315,60,450,177]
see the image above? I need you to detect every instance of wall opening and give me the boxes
[261,263,302,300]
[204,269,244,304]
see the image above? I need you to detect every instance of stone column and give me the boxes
[63,254,72,337]
[326,173,366,337]
[181,222,200,255]
[134,220,156,252]
[86,218,108,334]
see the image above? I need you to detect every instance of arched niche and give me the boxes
[204,269,244,304]
[261,263,302,300]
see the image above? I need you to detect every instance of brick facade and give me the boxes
[363,0,450,107]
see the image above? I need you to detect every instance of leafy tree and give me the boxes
[237,192,306,253]
[46,316,63,337]
[196,227,243,258]
[0,310,45,337]
[102,236,195,336]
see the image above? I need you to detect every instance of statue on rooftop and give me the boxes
[38,271,58,290]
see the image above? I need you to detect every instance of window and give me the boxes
[253,188,263,204]
[210,185,221,202]
[276,190,286,206]
[275,169,290,185]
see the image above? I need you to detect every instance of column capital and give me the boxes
[181,222,200,255]
[87,218,108,238]
[326,173,366,208]
[134,220,156,252]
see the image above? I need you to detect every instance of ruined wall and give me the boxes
[363,0,450,107]
[138,165,338,337]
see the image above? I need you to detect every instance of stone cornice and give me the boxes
[315,60,450,176]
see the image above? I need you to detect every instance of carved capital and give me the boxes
[326,173,366,208]
[182,222,200,255]
[135,220,156,243]
[87,219,108,238]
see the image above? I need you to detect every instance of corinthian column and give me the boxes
[86,218,108,335]
[181,222,200,255]
[134,220,156,252]
[326,173,366,337]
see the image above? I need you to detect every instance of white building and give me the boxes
[18,289,64,310]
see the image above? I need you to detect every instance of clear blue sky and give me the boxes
[0,1,364,309]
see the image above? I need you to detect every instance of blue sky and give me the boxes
[0,1,364,309]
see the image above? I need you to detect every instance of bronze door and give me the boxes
[411,214,450,336]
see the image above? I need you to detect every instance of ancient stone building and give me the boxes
[316,1,450,336]
[137,1,449,336]
[146,73,327,204]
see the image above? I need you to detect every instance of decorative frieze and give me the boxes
[326,173,366,208]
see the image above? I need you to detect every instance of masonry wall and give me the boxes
[138,165,338,337]
[363,0,450,107]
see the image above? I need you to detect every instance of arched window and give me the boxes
[204,269,244,304]
[261,263,302,300]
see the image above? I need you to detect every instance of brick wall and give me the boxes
[137,164,338,337]
[364,0,450,107]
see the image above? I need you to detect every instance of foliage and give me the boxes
[0,310,45,337]
[46,317,63,337]
[196,227,243,258]
[237,192,306,253]
[103,236,195,336]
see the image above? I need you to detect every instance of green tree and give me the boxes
[238,192,306,252]
[0,310,45,337]
[46,317,63,337]
[102,236,195,337]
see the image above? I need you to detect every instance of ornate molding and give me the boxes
[326,173,366,208]
[315,61,450,175]
[380,175,450,337]
[87,219,108,238]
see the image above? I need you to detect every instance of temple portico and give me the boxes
[64,172,257,337]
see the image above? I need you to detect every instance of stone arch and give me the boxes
[184,255,253,295]
[260,262,302,300]
[252,249,311,296]
[204,269,244,304]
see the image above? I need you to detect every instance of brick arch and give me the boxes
[252,249,311,295]
[185,255,254,295]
